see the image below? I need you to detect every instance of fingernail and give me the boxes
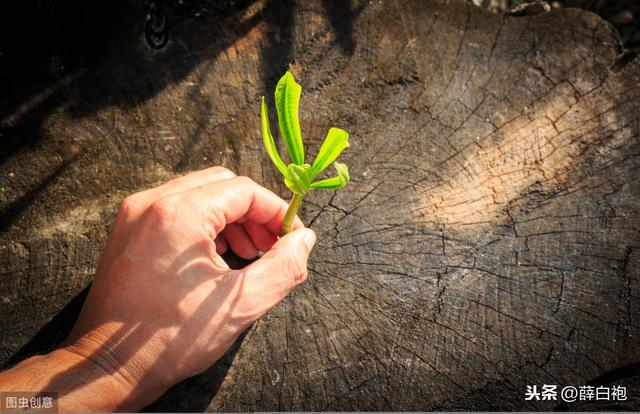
[303,229,316,251]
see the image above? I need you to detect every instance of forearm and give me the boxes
[0,347,133,412]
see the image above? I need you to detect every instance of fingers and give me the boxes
[243,222,278,252]
[214,236,228,255]
[254,228,316,286]
[222,223,258,259]
[97,166,236,276]
[223,222,278,259]
[118,166,236,226]
[180,176,303,238]
[113,171,307,266]
[164,166,236,191]
[235,228,316,319]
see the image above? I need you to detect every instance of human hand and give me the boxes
[60,167,315,410]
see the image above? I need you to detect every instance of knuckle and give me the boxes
[121,194,139,210]
[148,196,179,221]
[118,194,142,220]
[296,268,308,284]
[282,249,308,286]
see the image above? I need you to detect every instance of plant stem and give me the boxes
[281,193,304,235]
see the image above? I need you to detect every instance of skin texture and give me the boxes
[0,166,316,412]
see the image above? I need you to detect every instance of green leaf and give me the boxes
[310,162,350,190]
[284,163,312,195]
[275,71,304,165]
[261,97,287,176]
[310,127,349,179]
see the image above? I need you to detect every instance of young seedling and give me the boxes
[261,71,351,235]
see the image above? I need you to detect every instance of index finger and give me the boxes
[179,176,304,237]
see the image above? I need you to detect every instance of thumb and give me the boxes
[247,227,316,291]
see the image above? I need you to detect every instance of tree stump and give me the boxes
[1,0,639,410]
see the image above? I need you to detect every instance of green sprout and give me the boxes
[261,71,351,235]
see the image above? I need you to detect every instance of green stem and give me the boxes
[281,193,304,235]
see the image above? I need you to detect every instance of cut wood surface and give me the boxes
[1,0,639,410]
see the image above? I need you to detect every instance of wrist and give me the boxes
[61,323,172,412]
[63,322,176,411]
[54,345,136,412]
[0,346,135,412]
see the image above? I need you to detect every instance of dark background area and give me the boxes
[471,0,640,52]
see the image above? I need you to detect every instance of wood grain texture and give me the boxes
[1,0,639,410]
